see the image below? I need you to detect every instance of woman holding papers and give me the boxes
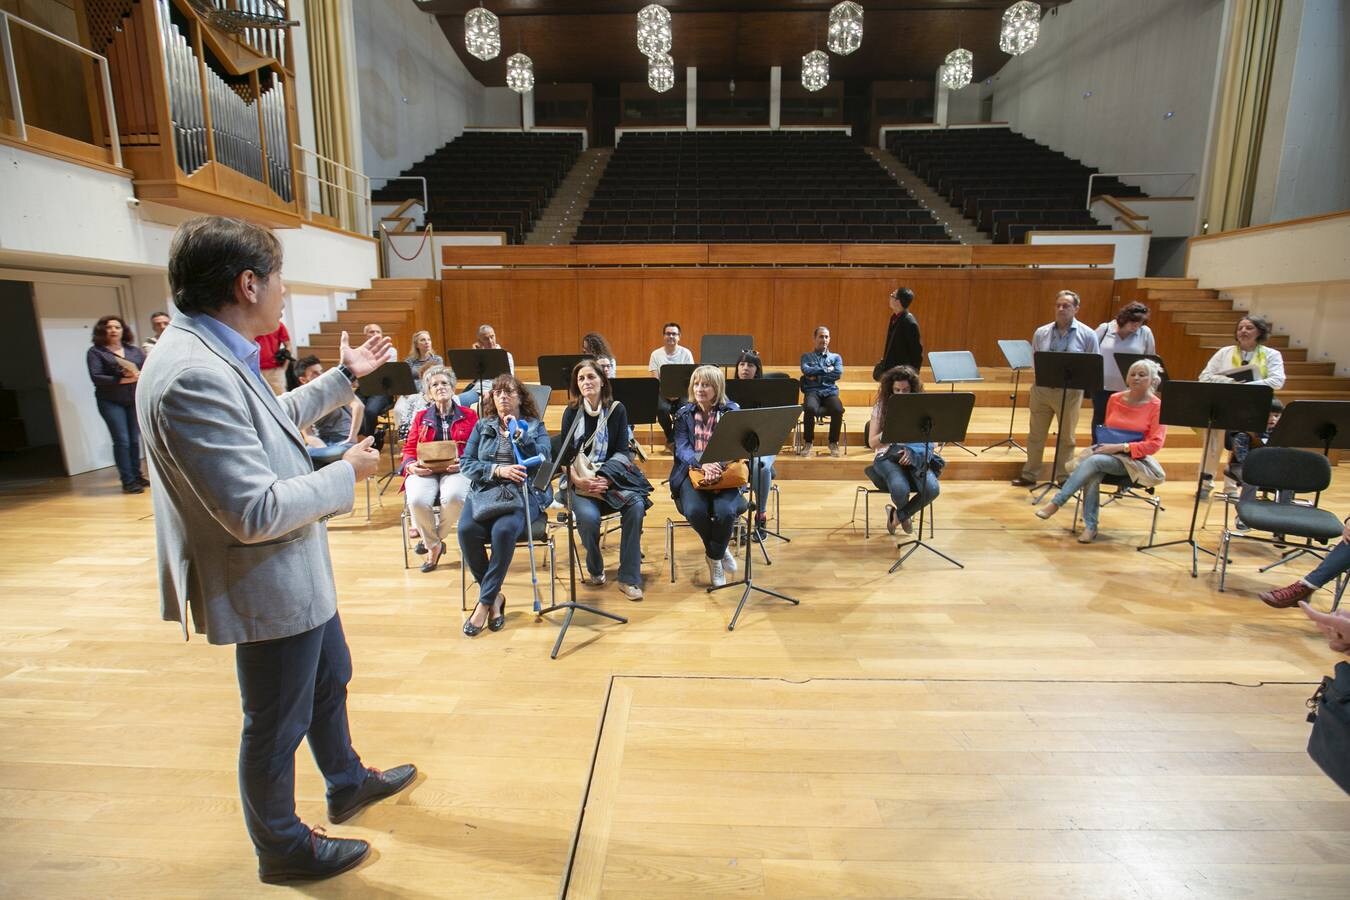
[1195,315,1285,495]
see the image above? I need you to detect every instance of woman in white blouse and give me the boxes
[1196,314,1285,494]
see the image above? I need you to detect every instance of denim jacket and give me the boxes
[461,416,554,514]
[800,350,843,398]
[669,399,741,497]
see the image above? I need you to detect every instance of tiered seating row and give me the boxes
[372,132,583,243]
[888,128,1138,243]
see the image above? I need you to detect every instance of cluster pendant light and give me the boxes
[827,2,864,56]
[999,2,1042,56]
[941,48,973,90]
[648,52,675,93]
[506,52,534,94]
[636,4,672,59]
[801,49,830,92]
[463,4,500,62]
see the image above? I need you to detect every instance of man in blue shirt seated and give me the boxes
[799,325,846,458]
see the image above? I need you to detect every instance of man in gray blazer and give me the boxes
[138,216,416,883]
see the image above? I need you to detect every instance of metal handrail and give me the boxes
[294,143,372,235]
[369,175,429,214]
[0,10,122,168]
[1086,171,1195,209]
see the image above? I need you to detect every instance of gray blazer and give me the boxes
[137,316,357,645]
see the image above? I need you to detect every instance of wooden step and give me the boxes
[1141,288,1221,300]
[1169,310,1246,324]
[1157,299,1235,312]
[1128,277,1199,289]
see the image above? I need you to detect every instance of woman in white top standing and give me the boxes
[1196,314,1286,495]
[1093,302,1156,433]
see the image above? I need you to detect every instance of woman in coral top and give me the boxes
[1034,358,1167,543]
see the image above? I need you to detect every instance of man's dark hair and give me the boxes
[296,354,321,373]
[150,311,170,320]
[893,287,915,309]
[663,322,681,334]
[168,216,283,315]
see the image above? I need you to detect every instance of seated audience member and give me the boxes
[141,311,171,354]
[582,332,618,378]
[87,314,148,493]
[357,322,404,437]
[670,365,743,587]
[1093,301,1156,432]
[456,323,515,408]
[1036,359,1167,543]
[401,365,477,573]
[867,366,943,536]
[1229,397,1289,529]
[405,330,443,392]
[1196,314,1286,496]
[457,374,551,636]
[1260,517,1350,610]
[295,355,363,453]
[734,350,779,541]
[256,321,291,395]
[649,321,695,449]
[799,325,845,457]
[559,360,650,601]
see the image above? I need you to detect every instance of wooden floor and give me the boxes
[1,467,1348,897]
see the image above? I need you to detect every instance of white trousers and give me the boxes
[405,472,471,550]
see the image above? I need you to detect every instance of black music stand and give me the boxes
[1137,380,1272,576]
[699,406,803,631]
[987,339,1032,454]
[1028,351,1103,503]
[1258,400,1350,573]
[880,392,975,572]
[356,361,416,493]
[700,334,753,369]
[658,362,696,404]
[927,351,982,457]
[611,377,659,448]
[1114,352,1168,385]
[531,413,628,659]
[538,354,590,391]
[725,377,802,551]
[446,348,510,417]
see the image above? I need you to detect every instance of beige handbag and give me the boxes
[567,407,610,497]
[416,439,458,473]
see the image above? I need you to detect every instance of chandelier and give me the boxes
[801,49,829,92]
[827,2,863,56]
[648,53,675,92]
[636,4,672,59]
[506,52,534,93]
[464,4,500,62]
[941,48,973,90]
[999,2,1041,56]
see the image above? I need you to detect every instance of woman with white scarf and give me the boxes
[559,360,646,601]
[1197,315,1285,495]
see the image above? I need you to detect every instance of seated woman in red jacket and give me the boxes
[402,365,478,572]
[1035,358,1167,543]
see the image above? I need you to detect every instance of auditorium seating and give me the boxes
[887,128,1139,243]
[574,131,954,244]
[371,131,583,244]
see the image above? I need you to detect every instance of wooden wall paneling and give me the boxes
[966,273,1051,368]
[1073,274,1115,334]
[577,277,644,365]
[769,279,841,370]
[901,276,975,368]
[440,278,506,357]
[641,274,709,370]
[494,275,580,372]
[834,276,896,373]
[704,276,774,365]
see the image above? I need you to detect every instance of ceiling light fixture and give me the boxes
[648,52,675,92]
[802,49,829,92]
[637,4,672,59]
[464,3,500,61]
[506,52,534,93]
[827,2,863,56]
[999,2,1041,56]
[941,48,973,90]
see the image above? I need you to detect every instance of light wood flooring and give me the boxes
[1,467,1348,897]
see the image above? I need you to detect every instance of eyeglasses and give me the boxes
[492,388,519,397]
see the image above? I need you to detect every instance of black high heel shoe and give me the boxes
[488,594,507,632]
[463,602,489,637]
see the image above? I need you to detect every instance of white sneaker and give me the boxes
[584,572,606,586]
[706,556,726,587]
[795,443,811,457]
[829,443,843,458]
[617,582,644,601]
[722,549,738,574]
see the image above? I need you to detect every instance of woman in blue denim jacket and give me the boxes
[867,365,943,536]
[458,374,552,636]
[670,365,743,587]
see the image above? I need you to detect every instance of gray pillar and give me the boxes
[770,66,781,130]
[686,67,697,129]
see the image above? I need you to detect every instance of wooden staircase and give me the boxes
[294,278,440,366]
[1116,277,1350,401]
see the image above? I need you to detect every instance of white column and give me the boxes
[769,66,782,130]
[522,90,535,130]
[933,66,949,127]
[686,67,697,129]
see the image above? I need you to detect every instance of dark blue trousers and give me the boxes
[235,612,366,856]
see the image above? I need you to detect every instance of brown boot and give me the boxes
[1258,581,1315,609]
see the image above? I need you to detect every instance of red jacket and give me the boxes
[256,323,290,371]
[401,403,478,476]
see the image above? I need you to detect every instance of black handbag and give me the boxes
[469,482,521,523]
[1306,661,1350,794]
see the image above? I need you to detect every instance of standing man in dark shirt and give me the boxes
[874,286,923,380]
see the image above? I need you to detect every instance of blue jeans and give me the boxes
[677,478,741,560]
[573,494,645,586]
[869,458,940,521]
[96,398,142,486]
[458,505,532,606]
[1051,453,1128,531]
[235,613,366,856]
[749,455,776,518]
[1306,540,1350,589]
[456,388,481,409]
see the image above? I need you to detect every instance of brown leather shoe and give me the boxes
[1010,476,1036,487]
[258,827,369,884]
[1258,581,1315,609]
[328,764,417,824]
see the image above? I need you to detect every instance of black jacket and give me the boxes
[874,311,923,380]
